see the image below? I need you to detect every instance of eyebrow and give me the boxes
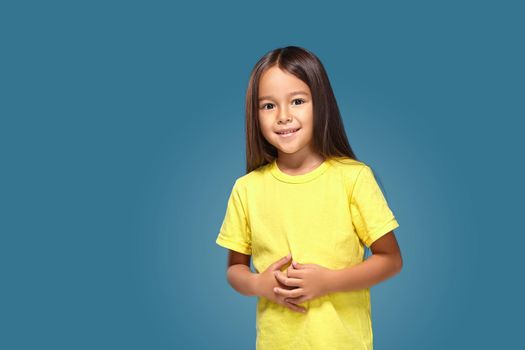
[258,90,309,102]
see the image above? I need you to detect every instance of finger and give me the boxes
[274,287,305,298]
[286,267,305,278]
[292,260,315,269]
[283,300,307,314]
[276,276,296,290]
[285,296,308,305]
[274,271,303,287]
[272,254,292,269]
[287,264,302,277]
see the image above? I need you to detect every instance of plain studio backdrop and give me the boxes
[1,0,523,349]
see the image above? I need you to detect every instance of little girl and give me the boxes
[215,46,403,350]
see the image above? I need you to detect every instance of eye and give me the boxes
[260,103,274,110]
[260,99,305,110]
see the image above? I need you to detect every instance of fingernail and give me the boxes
[274,287,278,292]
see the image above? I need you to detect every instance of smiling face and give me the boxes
[257,66,316,160]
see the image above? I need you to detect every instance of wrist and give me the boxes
[326,268,341,294]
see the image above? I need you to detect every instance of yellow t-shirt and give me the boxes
[216,156,400,350]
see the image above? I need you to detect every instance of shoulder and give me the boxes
[231,162,272,191]
[327,156,369,178]
[236,162,272,185]
[326,157,372,197]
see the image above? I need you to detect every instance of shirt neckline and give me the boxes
[270,157,331,184]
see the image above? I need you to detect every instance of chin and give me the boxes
[276,145,304,154]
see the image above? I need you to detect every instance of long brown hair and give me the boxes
[245,46,359,173]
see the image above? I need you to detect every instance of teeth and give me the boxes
[278,129,298,135]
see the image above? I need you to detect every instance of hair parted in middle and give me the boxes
[245,45,359,174]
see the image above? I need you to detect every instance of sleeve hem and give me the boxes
[216,234,252,255]
[363,218,400,248]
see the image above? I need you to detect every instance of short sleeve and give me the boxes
[350,165,400,248]
[215,179,252,255]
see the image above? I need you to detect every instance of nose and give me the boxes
[277,105,293,124]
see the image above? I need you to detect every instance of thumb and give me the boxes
[272,253,292,270]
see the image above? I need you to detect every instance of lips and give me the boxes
[275,128,300,135]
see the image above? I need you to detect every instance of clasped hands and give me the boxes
[267,254,334,313]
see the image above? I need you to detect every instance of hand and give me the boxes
[254,254,307,314]
[273,259,334,306]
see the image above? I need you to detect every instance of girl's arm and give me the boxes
[328,231,403,293]
[226,250,258,296]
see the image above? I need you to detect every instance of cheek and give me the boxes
[300,124,313,137]
[258,120,274,139]
[299,126,315,144]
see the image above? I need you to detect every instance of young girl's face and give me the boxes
[257,66,315,158]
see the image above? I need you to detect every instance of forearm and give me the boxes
[328,253,402,293]
[226,264,258,297]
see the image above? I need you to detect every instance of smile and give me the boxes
[275,128,300,137]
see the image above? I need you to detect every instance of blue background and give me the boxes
[1,0,524,349]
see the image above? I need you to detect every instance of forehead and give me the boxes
[258,66,311,100]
